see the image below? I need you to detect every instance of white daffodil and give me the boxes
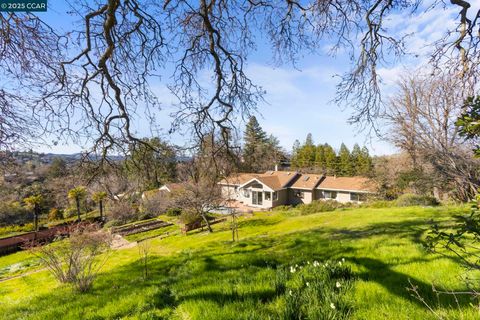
[336,281,341,288]
[290,266,296,273]
[330,303,336,309]
[306,282,310,287]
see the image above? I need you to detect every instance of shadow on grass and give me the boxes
[0,211,473,319]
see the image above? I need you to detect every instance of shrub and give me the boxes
[396,194,439,207]
[29,224,112,292]
[48,208,64,221]
[0,201,30,225]
[179,210,201,225]
[141,191,170,216]
[273,205,292,212]
[165,208,182,216]
[107,200,138,224]
[360,200,395,208]
[298,200,343,215]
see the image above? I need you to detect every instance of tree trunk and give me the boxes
[76,197,81,221]
[99,200,103,220]
[34,204,39,232]
[201,213,213,233]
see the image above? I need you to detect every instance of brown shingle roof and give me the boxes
[316,176,376,193]
[220,171,299,190]
[244,171,298,190]
[218,173,262,185]
[290,174,323,190]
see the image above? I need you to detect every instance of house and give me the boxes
[218,171,375,210]
[141,183,185,200]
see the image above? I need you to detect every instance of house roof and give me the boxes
[316,176,376,193]
[218,173,262,186]
[159,183,185,192]
[238,171,299,191]
[290,174,323,190]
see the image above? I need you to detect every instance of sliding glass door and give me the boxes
[252,191,263,205]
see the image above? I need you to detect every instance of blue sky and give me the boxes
[32,1,470,156]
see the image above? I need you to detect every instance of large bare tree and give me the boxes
[385,71,480,200]
[1,1,479,155]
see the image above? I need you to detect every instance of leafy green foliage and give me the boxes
[456,96,480,156]
[291,134,373,176]
[0,206,476,319]
[277,260,354,319]
[165,208,182,216]
[242,116,285,172]
[297,200,344,215]
[125,137,177,190]
[396,194,439,207]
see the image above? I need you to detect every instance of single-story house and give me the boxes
[218,171,376,209]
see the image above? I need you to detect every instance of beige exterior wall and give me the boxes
[288,189,313,205]
[272,189,289,207]
[221,184,370,208]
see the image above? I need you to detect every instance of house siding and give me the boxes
[288,189,313,205]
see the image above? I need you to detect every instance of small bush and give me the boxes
[298,200,343,215]
[107,200,138,224]
[48,208,64,221]
[360,200,395,208]
[30,224,112,292]
[396,194,439,207]
[179,210,201,224]
[166,208,182,216]
[273,205,292,212]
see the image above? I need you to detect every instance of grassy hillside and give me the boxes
[0,205,477,319]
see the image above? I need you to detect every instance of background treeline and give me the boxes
[241,116,373,176]
[290,134,373,176]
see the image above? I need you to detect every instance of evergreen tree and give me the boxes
[357,146,373,175]
[315,144,326,171]
[291,140,301,169]
[351,143,362,175]
[242,116,275,172]
[338,143,353,176]
[323,144,337,175]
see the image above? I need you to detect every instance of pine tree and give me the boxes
[351,143,362,175]
[242,116,269,172]
[338,143,353,176]
[323,144,337,175]
[315,144,326,171]
[291,140,301,169]
[357,146,373,175]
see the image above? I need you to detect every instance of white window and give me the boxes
[324,191,337,199]
[243,189,250,198]
[264,191,271,201]
[273,191,278,201]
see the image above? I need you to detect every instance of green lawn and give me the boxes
[0,205,477,319]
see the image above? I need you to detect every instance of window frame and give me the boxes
[324,190,337,199]
[264,191,271,201]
